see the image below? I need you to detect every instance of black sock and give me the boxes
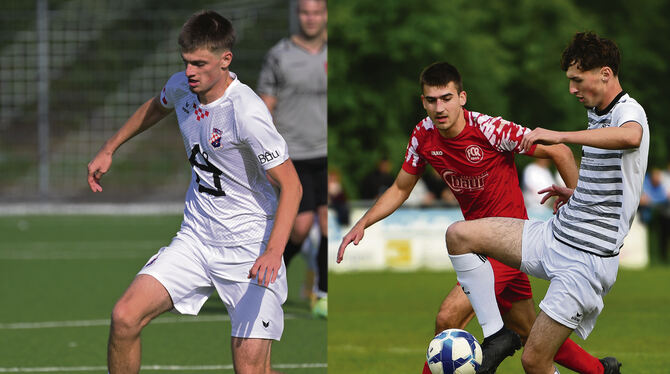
[283,240,302,267]
[317,234,327,294]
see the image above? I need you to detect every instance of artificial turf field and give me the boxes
[329,267,670,373]
[0,215,326,373]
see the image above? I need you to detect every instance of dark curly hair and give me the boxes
[178,10,235,53]
[560,32,620,75]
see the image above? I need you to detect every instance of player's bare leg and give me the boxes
[446,217,525,373]
[283,210,314,268]
[231,337,277,374]
[434,285,475,334]
[314,204,329,311]
[108,274,173,374]
[446,217,524,267]
[502,298,535,344]
[522,311,572,374]
[290,210,315,244]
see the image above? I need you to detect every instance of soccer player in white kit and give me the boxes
[445,32,648,373]
[87,10,302,374]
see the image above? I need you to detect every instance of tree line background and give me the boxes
[328,0,669,199]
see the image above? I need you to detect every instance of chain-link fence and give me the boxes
[0,0,290,203]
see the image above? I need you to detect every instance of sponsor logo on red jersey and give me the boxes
[441,169,488,193]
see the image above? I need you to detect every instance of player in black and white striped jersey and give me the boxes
[444,32,647,374]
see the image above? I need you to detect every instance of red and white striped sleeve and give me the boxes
[402,119,429,175]
[468,111,536,155]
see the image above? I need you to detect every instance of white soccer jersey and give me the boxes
[159,71,289,246]
[552,92,649,256]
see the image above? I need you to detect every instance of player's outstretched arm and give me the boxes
[336,169,420,263]
[248,159,302,287]
[520,122,643,152]
[532,144,578,189]
[87,96,172,192]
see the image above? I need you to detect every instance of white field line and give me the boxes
[0,314,302,330]
[0,363,327,372]
[0,241,164,260]
[331,344,423,355]
[0,203,185,216]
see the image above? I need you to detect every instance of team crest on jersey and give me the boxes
[210,128,222,148]
[465,145,483,163]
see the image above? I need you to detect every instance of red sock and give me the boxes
[553,338,604,374]
[422,361,432,374]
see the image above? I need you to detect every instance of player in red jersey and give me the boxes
[337,62,620,374]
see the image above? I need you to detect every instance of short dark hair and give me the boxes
[298,0,328,10]
[419,62,463,92]
[178,10,236,53]
[560,32,620,75]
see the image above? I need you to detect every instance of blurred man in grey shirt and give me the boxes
[257,0,328,317]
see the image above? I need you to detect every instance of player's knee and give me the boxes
[445,221,471,255]
[520,350,536,373]
[110,302,143,337]
[289,225,311,244]
[435,308,459,333]
[521,347,550,374]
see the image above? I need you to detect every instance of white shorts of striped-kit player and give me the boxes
[521,218,619,339]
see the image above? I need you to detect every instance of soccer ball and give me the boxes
[426,329,483,374]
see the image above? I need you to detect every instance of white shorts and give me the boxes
[521,218,619,339]
[138,232,288,341]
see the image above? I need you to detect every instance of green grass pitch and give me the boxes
[0,215,326,373]
[329,268,670,373]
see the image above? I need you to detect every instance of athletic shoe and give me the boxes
[312,296,327,319]
[600,357,621,374]
[476,326,522,374]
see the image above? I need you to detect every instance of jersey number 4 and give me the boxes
[189,144,226,197]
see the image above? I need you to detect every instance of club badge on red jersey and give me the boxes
[465,145,483,163]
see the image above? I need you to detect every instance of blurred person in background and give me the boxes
[328,168,350,227]
[661,160,670,191]
[257,0,328,317]
[639,167,670,263]
[361,157,396,200]
[423,166,459,207]
[522,158,558,211]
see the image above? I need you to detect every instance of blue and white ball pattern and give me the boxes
[426,329,483,374]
